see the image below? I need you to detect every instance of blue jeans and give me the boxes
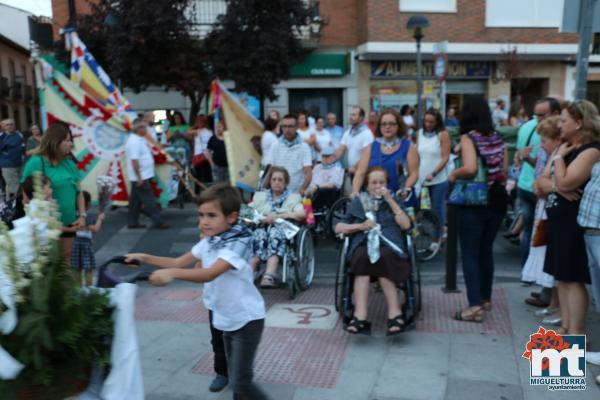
[426,180,449,237]
[457,207,504,307]
[518,189,537,268]
[584,234,600,313]
[223,318,269,400]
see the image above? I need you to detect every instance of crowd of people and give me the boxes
[2,93,600,396]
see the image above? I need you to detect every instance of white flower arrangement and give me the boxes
[0,174,63,379]
[0,174,62,307]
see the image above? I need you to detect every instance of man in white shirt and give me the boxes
[142,111,162,147]
[333,106,374,174]
[326,112,344,151]
[126,118,170,229]
[263,114,312,195]
[491,98,508,129]
[260,117,279,166]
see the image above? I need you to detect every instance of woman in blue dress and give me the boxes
[351,109,419,205]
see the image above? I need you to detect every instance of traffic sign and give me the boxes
[434,54,448,81]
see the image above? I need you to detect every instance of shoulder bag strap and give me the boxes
[465,133,488,182]
[525,124,537,147]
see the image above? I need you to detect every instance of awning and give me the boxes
[290,53,350,77]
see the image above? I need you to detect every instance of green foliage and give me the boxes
[205,0,312,101]
[0,241,113,396]
[74,0,210,119]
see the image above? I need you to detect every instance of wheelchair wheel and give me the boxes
[407,234,418,285]
[294,227,315,291]
[412,253,422,313]
[414,209,442,262]
[288,278,298,299]
[327,196,350,238]
[283,248,297,299]
[334,238,353,322]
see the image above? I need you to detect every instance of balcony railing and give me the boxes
[186,0,227,38]
[186,0,326,44]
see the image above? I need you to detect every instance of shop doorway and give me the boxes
[511,78,549,116]
[289,89,343,124]
[444,80,487,118]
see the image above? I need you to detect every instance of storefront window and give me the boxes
[289,89,343,125]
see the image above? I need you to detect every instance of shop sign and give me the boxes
[371,61,490,79]
[291,53,350,77]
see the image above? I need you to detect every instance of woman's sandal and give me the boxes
[260,273,277,288]
[386,314,406,336]
[453,307,484,323]
[482,301,492,311]
[345,317,371,335]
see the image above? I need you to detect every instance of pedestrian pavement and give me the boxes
[94,204,600,399]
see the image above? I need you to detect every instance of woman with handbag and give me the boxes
[539,100,600,336]
[448,95,508,323]
[189,114,213,189]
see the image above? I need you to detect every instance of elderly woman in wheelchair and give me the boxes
[251,166,306,288]
[335,166,412,335]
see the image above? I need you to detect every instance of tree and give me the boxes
[205,0,313,107]
[74,0,210,120]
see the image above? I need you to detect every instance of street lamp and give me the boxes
[406,15,430,131]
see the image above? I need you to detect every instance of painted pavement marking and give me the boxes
[266,303,337,330]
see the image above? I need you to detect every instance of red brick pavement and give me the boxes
[136,285,512,388]
[191,325,350,388]
[136,286,512,335]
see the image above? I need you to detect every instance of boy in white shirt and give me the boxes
[126,183,268,399]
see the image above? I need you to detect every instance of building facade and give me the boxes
[0,4,39,132]
[52,0,583,122]
[357,0,579,117]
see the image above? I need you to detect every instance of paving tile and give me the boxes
[371,352,448,400]
[179,227,200,236]
[448,340,520,384]
[444,378,523,400]
[170,242,197,253]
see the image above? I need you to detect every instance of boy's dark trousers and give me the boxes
[222,318,269,400]
[209,310,228,378]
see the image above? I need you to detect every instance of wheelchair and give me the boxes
[334,232,421,328]
[249,220,316,300]
[310,187,350,239]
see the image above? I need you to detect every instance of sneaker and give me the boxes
[535,307,558,317]
[209,374,229,392]
[541,316,562,326]
[587,351,600,366]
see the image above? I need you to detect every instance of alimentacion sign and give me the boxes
[371,61,490,79]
